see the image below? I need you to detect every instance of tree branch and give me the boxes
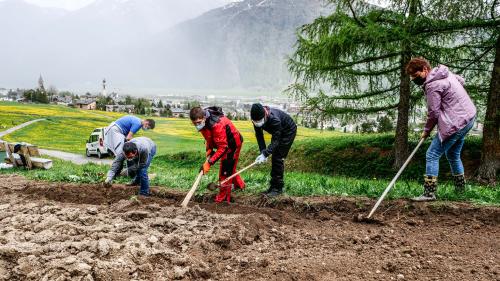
[310,102,400,115]
[329,52,400,69]
[414,18,500,35]
[347,0,366,27]
[329,85,399,100]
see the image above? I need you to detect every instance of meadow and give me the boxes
[1,101,498,205]
[1,156,497,205]
[0,102,339,154]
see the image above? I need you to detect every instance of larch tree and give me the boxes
[287,0,499,170]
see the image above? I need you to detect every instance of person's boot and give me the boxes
[453,174,466,193]
[138,190,150,196]
[412,175,437,202]
[215,184,232,203]
[265,187,283,197]
[264,177,284,198]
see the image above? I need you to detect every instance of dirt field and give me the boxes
[0,174,498,281]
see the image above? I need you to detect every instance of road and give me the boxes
[0,119,112,165]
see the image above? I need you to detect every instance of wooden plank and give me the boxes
[20,146,33,169]
[6,144,16,167]
[27,145,40,157]
[30,157,53,170]
[0,142,5,152]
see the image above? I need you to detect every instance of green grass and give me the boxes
[0,101,339,155]
[1,157,497,205]
[0,112,36,130]
[1,101,497,205]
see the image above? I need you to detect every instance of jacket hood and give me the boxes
[424,65,449,85]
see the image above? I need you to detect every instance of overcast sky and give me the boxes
[0,0,96,10]
[1,0,388,11]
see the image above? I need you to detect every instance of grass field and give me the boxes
[1,157,497,205]
[0,111,36,130]
[1,101,497,205]
[0,101,339,155]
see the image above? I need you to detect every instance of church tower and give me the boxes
[102,78,107,96]
[38,74,45,92]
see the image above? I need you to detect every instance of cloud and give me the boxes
[0,0,96,10]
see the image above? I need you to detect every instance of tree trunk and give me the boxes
[477,35,500,184]
[394,51,411,169]
[393,0,417,169]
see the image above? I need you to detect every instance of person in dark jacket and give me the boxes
[190,106,245,203]
[250,103,297,197]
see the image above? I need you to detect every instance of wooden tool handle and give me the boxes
[220,161,258,185]
[181,170,204,208]
[367,138,426,218]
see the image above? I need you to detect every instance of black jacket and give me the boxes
[254,107,297,157]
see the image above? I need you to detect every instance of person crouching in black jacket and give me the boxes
[250,103,297,197]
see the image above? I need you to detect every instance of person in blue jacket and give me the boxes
[103,115,155,156]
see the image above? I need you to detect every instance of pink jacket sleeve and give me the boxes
[424,82,443,133]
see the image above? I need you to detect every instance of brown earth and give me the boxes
[0,174,498,281]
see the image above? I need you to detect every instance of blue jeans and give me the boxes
[425,117,475,177]
[136,146,156,195]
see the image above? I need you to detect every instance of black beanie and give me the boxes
[251,103,265,120]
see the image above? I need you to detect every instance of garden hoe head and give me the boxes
[206,182,219,191]
[353,213,382,225]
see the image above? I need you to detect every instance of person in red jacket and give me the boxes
[189,106,245,203]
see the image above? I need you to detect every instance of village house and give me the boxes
[171,108,189,118]
[71,99,97,110]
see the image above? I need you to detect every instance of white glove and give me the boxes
[104,177,113,187]
[255,154,268,164]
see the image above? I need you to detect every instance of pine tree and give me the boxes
[288,0,500,168]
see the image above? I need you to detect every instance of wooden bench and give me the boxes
[0,141,52,170]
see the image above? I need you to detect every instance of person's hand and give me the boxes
[202,161,211,175]
[206,148,214,157]
[420,131,430,139]
[104,177,113,187]
[255,154,268,164]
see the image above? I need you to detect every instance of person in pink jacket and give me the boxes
[406,57,477,201]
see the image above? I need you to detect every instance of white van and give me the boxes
[85,128,111,158]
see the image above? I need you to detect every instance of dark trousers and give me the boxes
[270,132,296,191]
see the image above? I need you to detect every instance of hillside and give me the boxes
[0,0,233,90]
[0,0,334,92]
[139,0,334,91]
[0,102,337,155]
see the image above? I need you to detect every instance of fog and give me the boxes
[0,0,331,96]
[0,0,236,94]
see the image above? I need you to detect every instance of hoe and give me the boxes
[181,160,258,208]
[355,138,426,223]
[206,161,258,191]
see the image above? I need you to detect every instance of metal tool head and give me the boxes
[352,213,383,225]
[206,182,219,191]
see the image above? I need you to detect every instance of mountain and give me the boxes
[139,0,334,91]
[0,0,333,93]
[0,0,234,91]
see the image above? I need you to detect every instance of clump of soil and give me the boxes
[0,174,498,280]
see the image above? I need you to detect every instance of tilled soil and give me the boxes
[0,174,498,281]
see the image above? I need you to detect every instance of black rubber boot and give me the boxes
[264,187,283,197]
[453,174,466,193]
[412,175,437,202]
